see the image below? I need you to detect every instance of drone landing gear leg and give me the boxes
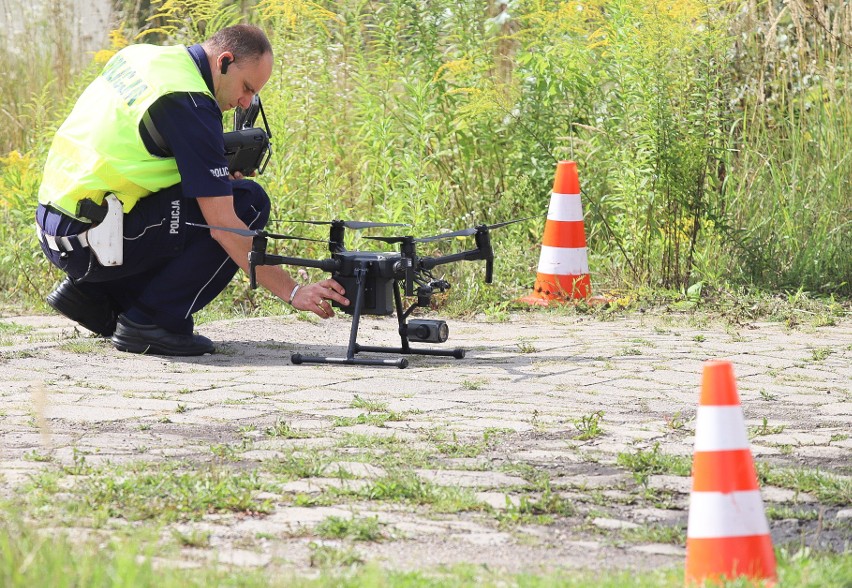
[291,264,409,369]
[354,283,466,361]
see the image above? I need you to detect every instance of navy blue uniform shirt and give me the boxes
[140,43,232,199]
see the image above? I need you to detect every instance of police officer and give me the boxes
[36,25,348,356]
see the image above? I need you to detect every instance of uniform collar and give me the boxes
[186,44,214,95]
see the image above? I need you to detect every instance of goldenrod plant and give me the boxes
[2,0,850,309]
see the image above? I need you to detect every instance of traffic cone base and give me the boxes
[686,536,777,584]
[518,273,591,306]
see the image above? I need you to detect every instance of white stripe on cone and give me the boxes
[694,406,750,451]
[537,245,590,275]
[547,193,584,222]
[687,490,770,538]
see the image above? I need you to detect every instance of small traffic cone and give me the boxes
[685,360,777,586]
[518,160,591,305]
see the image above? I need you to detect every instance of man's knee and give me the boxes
[232,179,271,229]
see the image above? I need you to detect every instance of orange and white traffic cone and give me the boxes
[685,360,777,586]
[518,160,591,305]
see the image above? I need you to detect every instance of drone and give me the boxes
[213,97,527,367]
[190,217,528,368]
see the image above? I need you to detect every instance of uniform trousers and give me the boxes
[36,180,270,335]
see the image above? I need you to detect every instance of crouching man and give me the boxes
[36,24,347,356]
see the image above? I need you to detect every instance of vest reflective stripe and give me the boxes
[38,44,214,219]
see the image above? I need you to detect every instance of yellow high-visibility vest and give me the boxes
[38,44,214,220]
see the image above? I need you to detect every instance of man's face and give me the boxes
[214,51,273,112]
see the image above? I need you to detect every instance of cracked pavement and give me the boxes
[1,311,850,575]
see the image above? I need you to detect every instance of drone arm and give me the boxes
[419,248,487,270]
[474,228,494,284]
[247,252,340,289]
[260,254,340,272]
[419,227,494,284]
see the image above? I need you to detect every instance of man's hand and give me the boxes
[292,278,348,318]
[197,196,340,314]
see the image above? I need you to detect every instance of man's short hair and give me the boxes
[205,24,272,62]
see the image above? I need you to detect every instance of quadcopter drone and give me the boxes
[211,96,527,367]
[191,218,527,368]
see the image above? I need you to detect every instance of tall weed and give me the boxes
[1,0,849,310]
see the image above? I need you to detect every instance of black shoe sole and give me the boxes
[111,339,214,356]
[47,278,118,337]
[111,317,214,357]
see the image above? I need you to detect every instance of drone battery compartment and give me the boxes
[332,273,394,316]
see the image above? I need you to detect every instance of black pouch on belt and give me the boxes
[77,198,108,224]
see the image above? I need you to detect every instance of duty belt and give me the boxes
[36,224,90,252]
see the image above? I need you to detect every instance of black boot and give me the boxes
[111,315,215,356]
[47,277,119,337]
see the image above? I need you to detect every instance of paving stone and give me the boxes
[251,437,335,452]
[632,508,688,524]
[619,428,668,442]
[335,424,417,438]
[562,540,603,550]
[149,557,205,570]
[241,450,287,461]
[475,492,521,510]
[512,449,585,463]
[761,486,817,503]
[386,521,444,536]
[90,397,200,412]
[281,419,334,431]
[452,532,513,546]
[630,543,685,556]
[324,461,386,478]
[592,518,640,530]
[210,549,273,567]
[415,469,527,488]
[44,404,153,422]
[574,440,638,454]
[275,389,358,402]
[183,406,273,420]
[646,475,692,494]
[748,444,785,457]
[302,407,365,419]
[818,403,852,416]
[173,388,256,404]
[278,478,369,494]
[444,418,535,432]
[551,473,632,489]
[602,489,636,502]
[792,445,852,460]
[252,506,354,528]
[385,398,461,412]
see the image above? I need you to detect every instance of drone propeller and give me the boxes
[272,219,410,230]
[187,222,327,243]
[363,235,414,244]
[415,216,537,243]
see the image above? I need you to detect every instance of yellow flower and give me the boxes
[433,59,473,84]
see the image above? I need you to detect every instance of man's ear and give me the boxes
[219,53,234,74]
